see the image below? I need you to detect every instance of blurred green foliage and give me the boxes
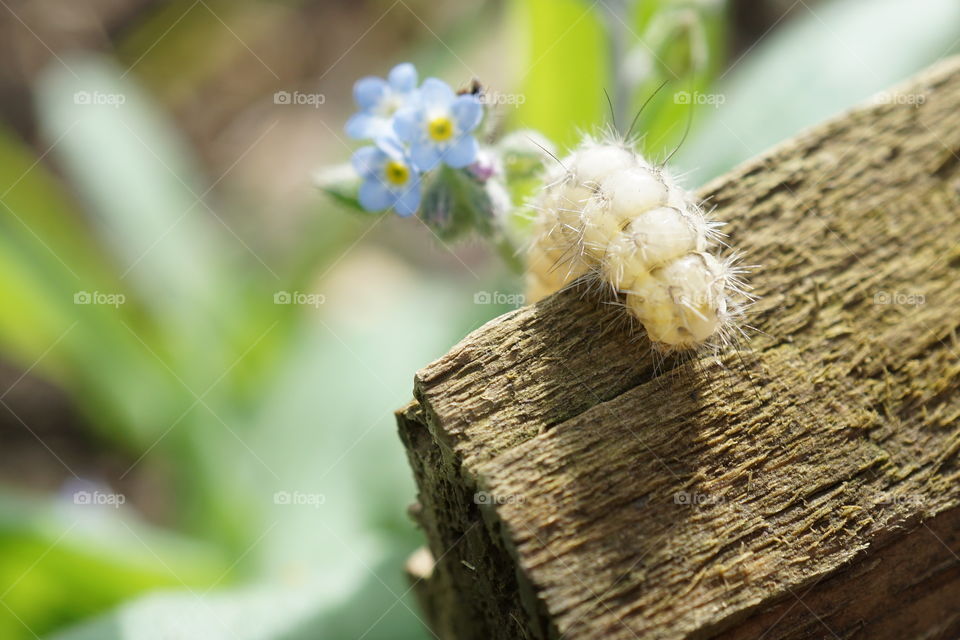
[673,0,960,184]
[0,0,957,638]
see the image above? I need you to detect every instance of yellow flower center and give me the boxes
[384,160,410,186]
[427,116,455,142]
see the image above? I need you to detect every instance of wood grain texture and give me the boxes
[398,56,960,640]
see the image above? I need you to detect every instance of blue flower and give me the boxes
[345,63,419,140]
[351,138,421,216]
[393,78,483,171]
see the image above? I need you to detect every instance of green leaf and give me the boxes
[0,489,224,640]
[0,124,114,372]
[47,553,429,640]
[628,1,728,160]
[419,166,494,240]
[0,124,193,446]
[313,163,374,215]
[512,0,607,150]
[34,54,251,374]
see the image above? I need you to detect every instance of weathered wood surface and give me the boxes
[398,56,960,640]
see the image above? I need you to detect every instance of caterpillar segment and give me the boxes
[525,138,750,352]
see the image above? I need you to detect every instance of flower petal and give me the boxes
[392,107,422,143]
[351,146,385,179]
[345,112,381,140]
[440,135,479,169]
[359,178,394,211]
[375,134,406,160]
[401,88,423,110]
[410,141,442,172]
[388,63,418,93]
[452,95,483,132]
[353,76,388,109]
[420,78,455,108]
[393,179,421,217]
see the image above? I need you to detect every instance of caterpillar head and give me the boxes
[625,252,733,351]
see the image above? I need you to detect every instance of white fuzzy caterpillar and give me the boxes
[526,137,750,352]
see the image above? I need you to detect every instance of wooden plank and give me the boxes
[398,56,960,640]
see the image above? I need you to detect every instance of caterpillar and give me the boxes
[525,135,752,353]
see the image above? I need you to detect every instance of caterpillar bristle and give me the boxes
[525,132,755,357]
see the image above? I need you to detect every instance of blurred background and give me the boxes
[0,0,957,638]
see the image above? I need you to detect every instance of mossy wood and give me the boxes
[397,56,960,640]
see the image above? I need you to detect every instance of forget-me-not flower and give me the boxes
[393,78,483,171]
[345,62,419,140]
[351,138,421,216]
